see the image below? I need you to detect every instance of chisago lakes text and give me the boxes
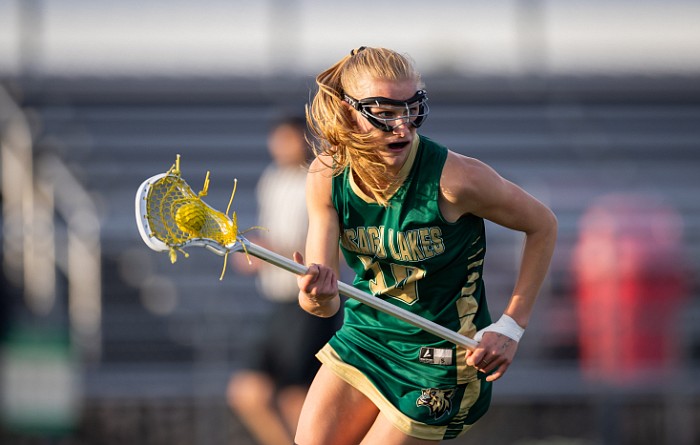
[340,226,445,262]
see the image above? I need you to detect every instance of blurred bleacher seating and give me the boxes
[2,74,699,444]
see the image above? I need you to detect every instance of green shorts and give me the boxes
[317,342,492,441]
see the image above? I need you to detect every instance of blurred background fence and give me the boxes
[1,1,699,444]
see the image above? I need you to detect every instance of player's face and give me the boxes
[347,76,421,173]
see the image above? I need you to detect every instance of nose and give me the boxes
[391,115,410,135]
[392,123,406,137]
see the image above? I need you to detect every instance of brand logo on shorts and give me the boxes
[416,387,455,419]
[419,347,453,365]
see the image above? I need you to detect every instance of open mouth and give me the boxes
[387,141,410,150]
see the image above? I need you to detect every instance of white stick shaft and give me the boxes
[242,242,479,350]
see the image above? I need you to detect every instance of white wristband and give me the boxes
[474,314,525,343]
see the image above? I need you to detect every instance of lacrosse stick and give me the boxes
[135,155,478,350]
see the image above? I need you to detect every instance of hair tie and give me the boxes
[350,46,367,56]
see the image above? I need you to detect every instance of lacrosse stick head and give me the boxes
[135,162,248,262]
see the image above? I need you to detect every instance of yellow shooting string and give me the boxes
[219,179,239,281]
[199,171,210,197]
[225,178,237,217]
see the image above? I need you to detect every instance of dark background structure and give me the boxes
[1,1,699,444]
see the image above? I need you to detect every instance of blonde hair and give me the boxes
[306,47,423,206]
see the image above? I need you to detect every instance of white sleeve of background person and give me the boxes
[473,314,525,343]
[255,166,309,301]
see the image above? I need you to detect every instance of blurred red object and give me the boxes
[573,194,688,385]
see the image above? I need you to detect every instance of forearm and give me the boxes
[504,211,558,328]
[298,158,343,318]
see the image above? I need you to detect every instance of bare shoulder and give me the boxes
[308,155,334,174]
[307,155,334,184]
[309,155,333,178]
[440,150,557,233]
[440,151,505,209]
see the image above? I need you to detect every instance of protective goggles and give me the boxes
[344,90,429,132]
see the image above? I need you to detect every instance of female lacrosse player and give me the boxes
[293,47,557,444]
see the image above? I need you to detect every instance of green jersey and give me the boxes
[319,135,492,440]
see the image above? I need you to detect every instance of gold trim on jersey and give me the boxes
[445,379,481,437]
[455,236,484,384]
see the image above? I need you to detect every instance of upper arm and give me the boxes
[305,157,341,273]
[441,151,556,235]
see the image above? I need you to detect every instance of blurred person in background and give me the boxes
[293,46,557,444]
[226,115,341,445]
[573,193,689,385]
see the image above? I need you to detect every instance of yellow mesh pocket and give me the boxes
[145,174,238,248]
[139,155,263,279]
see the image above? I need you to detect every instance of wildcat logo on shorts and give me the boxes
[416,387,455,419]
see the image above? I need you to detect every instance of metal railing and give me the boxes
[0,84,102,361]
